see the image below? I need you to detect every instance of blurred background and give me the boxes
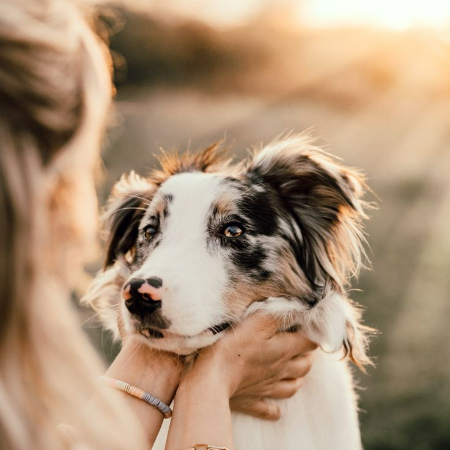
[82,1,450,449]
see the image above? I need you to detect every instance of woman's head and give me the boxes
[0,0,111,336]
[0,0,145,449]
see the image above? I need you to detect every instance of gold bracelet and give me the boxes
[182,445,230,450]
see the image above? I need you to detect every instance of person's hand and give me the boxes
[110,336,184,388]
[230,337,316,420]
[186,313,318,420]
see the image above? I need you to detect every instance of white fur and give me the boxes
[125,173,230,354]
[155,356,361,450]
[247,293,353,354]
[230,353,362,450]
[153,293,363,450]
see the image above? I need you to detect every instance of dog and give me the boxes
[84,135,373,450]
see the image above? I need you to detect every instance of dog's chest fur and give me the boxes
[154,351,362,450]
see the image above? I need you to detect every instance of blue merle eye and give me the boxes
[223,222,244,238]
[144,226,157,240]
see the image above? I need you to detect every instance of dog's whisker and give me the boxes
[117,261,132,274]
[79,304,122,328]
[113,207,148,213]
[117,337,146,368]
[79,310,109,328]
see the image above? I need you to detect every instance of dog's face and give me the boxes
[118,170,313,353]
[85,137,371,361]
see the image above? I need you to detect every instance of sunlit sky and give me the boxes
[304,0,450,30]
[145,0,450,30]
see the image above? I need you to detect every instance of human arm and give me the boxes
[104,338,183,446]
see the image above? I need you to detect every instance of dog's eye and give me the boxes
[144,226,157,240]
[223,223,244,238]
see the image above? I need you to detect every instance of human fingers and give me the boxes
[262,378,304,400]
[191,314,281,396]
[230,397,282,421]
[232,352,314,399]
[231,312,288,341]
[268,329,319,359]
[280,352,316,380]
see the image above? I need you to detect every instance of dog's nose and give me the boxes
[123,277,165,317]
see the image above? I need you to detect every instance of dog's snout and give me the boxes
[123,277,165,317]
[146,276,163,290]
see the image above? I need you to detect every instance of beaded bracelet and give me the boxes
[98,376,172,418]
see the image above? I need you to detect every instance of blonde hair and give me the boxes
[0,0,146,449]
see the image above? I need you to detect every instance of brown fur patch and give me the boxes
[151,141,234,186]
[223,247,313,323]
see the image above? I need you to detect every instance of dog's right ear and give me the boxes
[103,171,157,268]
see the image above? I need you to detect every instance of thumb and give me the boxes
[241,312,286,339]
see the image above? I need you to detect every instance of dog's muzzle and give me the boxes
[140,322,232,341]
[123,277,232,341]
[123,277,165,318]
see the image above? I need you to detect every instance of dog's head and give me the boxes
[84,136,371,363]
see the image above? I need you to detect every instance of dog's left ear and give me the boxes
[82,171,156,338]
[103,171,157,268]
[245,136,369,293]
